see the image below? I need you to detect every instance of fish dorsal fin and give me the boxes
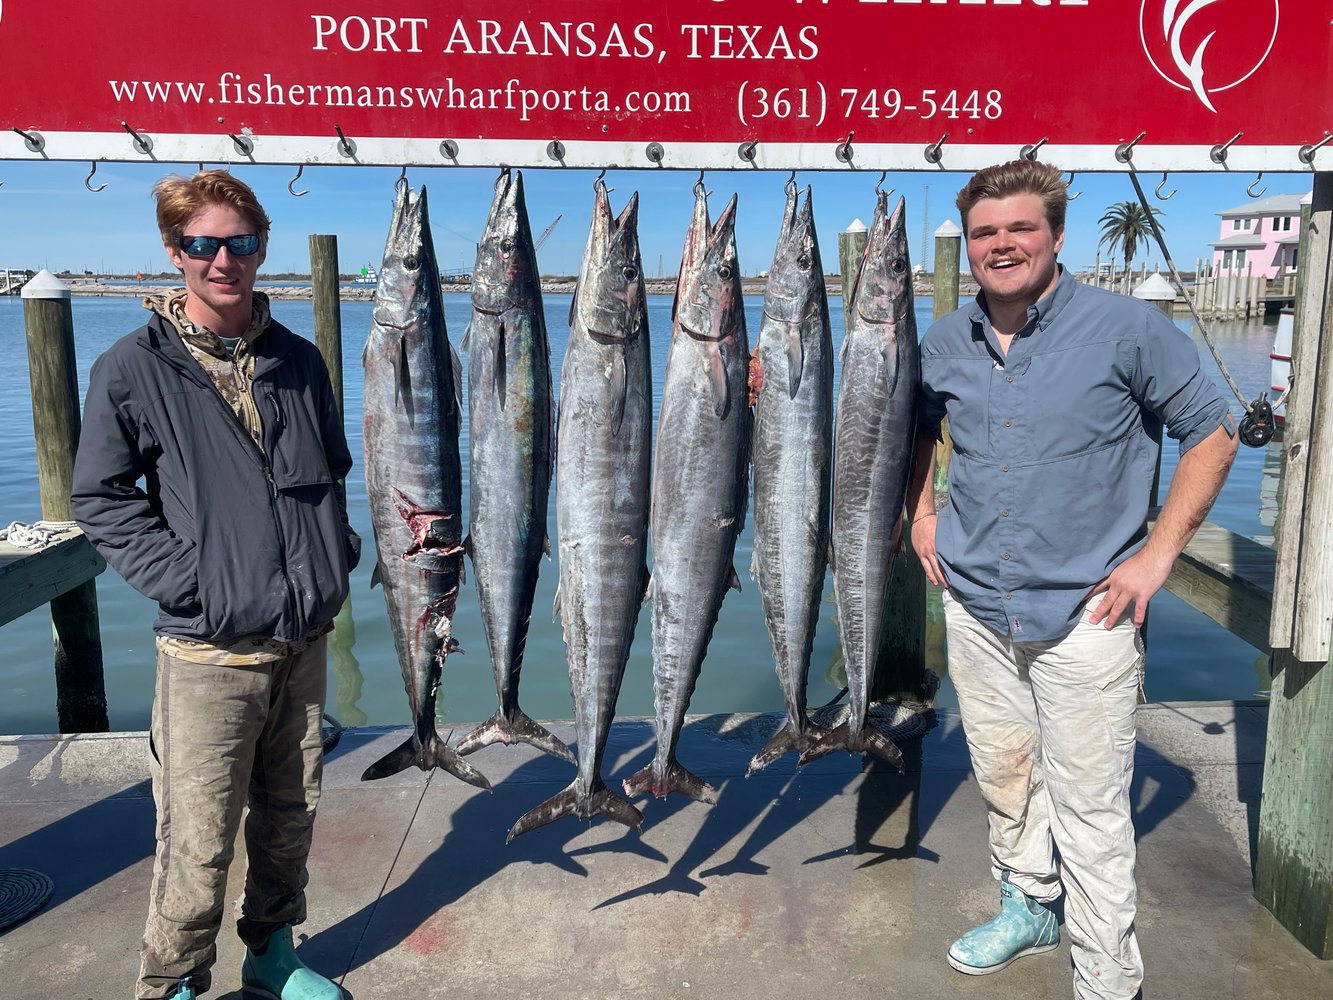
[726,566,742,593]
[609,346,628,435]
[370,562,383,589]
[706,346,729,419]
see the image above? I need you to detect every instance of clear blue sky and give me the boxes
[0,159,1313,280]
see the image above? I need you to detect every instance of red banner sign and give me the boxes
[1,1,1329,171]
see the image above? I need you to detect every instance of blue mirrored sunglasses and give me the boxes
[178,233,262,259]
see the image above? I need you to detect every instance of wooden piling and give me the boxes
[21,271,107,734]
[838,220,867,320]
[309,235,344,413]
[1257,171,1333,959]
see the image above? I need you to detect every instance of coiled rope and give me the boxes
[0,520,79,549]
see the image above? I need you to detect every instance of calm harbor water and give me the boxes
[0,291,1280,736]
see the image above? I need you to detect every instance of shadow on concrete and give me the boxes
[0,779,154,910]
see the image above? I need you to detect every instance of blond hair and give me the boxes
[153,170,271,250]
[955,160,1068,234]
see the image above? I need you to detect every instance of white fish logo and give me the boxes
[1139,0,1280,112]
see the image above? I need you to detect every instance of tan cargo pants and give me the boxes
[944,589,1145,1000]
[138,636,327,999]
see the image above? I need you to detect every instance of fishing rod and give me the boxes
[1124,167,1278,448]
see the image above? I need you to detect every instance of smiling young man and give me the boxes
[906,160,1237,999]
[71,171,359,1000]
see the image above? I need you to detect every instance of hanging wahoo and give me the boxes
[361,178,487,788]
[510,174,652,840]
[623,177,751,805]
[457,168,571,764]
[810,187,919,769]
[747,176,836,774]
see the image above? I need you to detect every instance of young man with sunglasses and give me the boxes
[907,160,1237,998]
[72,171,359,1000]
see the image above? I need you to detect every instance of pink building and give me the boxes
[1210,192,1310,279]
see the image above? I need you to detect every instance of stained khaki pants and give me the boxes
[944,589,1144,1000]
[138,638,327,999]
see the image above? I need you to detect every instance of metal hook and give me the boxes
[924,132,949,164]
[874,171,893,197]
[593,168,607,192]
[121,121,154,155]
[396,166,408,193]
[1115,131,1146,164]
[439,139,459,162]
[495,166,511,191]
[287,164,309,198]
[738,138,758,163]
[11,127,45,154]
[835,131,855,164]
[1298,131,1332,166]
[784,170,797,198]
[84,161,107,193]
[1154,172,1176,200]
[694,170,706,198]
[1209,131,1243,165]
[546,140,566,163]
[645,142,665,165]
[1247,172,1267,199]
[334,125,357,159]
[1020,137,1048,161]
[1063,171,1081,202]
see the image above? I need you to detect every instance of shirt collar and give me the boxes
[967,265,1075,334]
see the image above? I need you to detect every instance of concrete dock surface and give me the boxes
[1,702,1327,999]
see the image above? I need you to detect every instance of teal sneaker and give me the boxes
[240,926,343,1000]
[947,874,1060,975]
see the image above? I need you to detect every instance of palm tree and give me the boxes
[1097,201,1164,277]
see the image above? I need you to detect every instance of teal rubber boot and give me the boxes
[947,873,1060,975]
[240,926,343,1000]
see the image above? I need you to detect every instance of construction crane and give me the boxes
[535,214,562,253]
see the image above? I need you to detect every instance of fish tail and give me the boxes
[507,779,644,842]
[796,721,904,772]
[746,719,831,776]
[622,759,717,804]
[456,709,577,765]
[360,732,493,790]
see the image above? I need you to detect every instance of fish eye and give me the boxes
[797,253,811,270]
[622,265,638,280]
[890,257,907,275]
[500,238,515,256]
[717,264,733,280]
[404,254,420,271]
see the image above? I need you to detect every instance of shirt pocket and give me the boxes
[263,387,335,491]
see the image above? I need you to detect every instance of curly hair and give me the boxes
[955,160,1068,235]
[153,170,271,250]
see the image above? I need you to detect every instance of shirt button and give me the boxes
[1004,592,1013,600]
[1001,509,1010,517]
[1002,553,1011,560]
[1004,419,1012,427]
[1001,465,1009,472]
[1006,375,1014,383]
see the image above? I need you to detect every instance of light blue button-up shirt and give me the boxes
[919,267,1232,642]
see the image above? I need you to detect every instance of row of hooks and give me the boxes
[8,124,1330,199]
[10,122,1332,171]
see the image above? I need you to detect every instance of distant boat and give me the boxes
[353,264,378,285]
[1270,308,1292,425]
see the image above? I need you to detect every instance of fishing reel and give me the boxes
[1238,395,1275,448]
